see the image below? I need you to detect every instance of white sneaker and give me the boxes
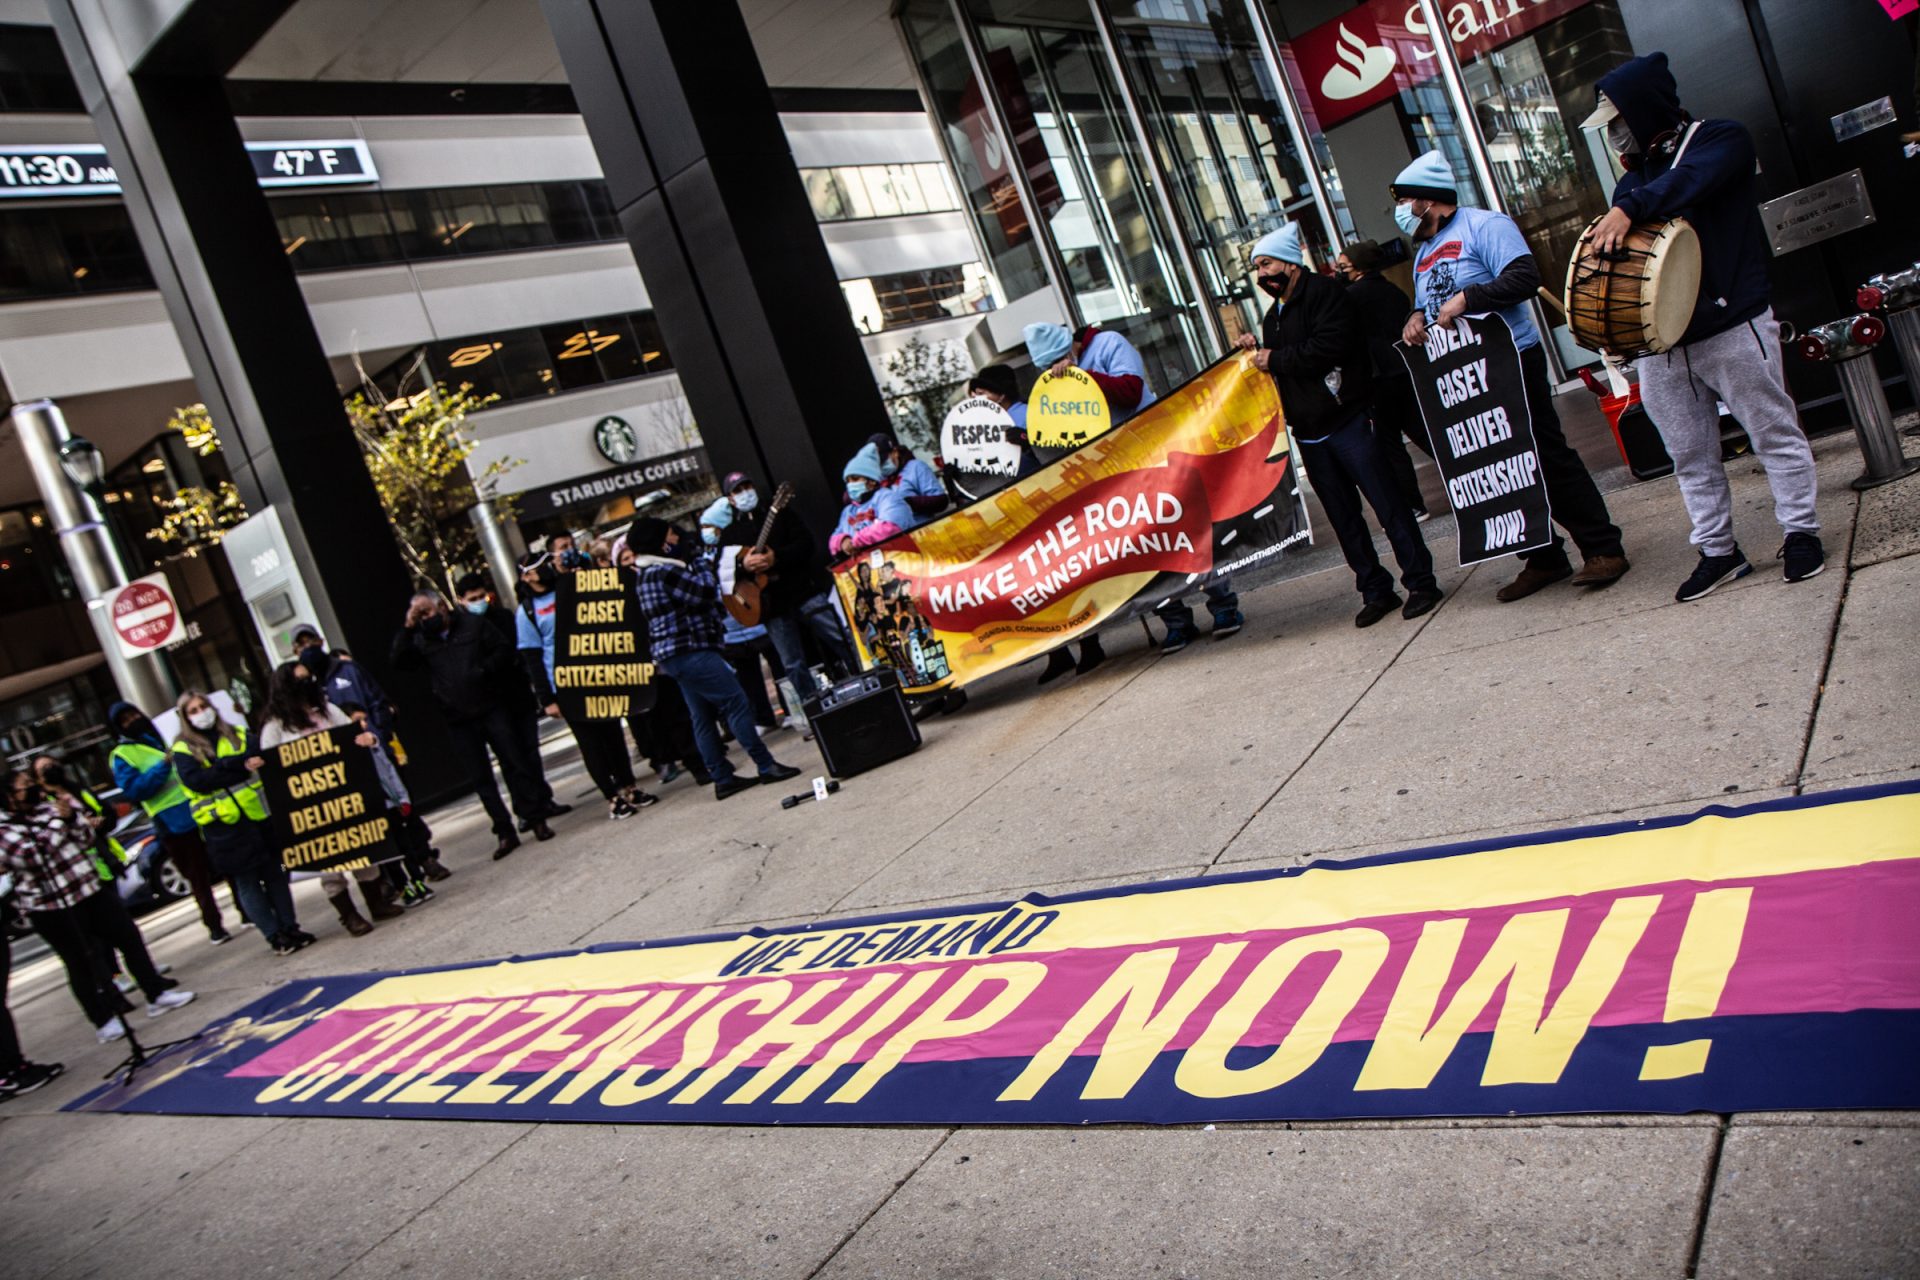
[146,989,196,1019]
[96,1016,128,1044]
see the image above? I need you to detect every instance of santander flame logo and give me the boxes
[1318,23,1397,101]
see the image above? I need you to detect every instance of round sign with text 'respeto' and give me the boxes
[940,396,1022,479]
[1026,366,1111,450]
[109,574,181,654]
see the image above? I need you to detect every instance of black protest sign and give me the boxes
[1398,314,1553,566]
[551,566,656,719]
[263,726,395,875]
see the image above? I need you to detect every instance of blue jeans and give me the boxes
[765,591,856,700]
[659,649,780,782]
[1155,581,1240,635]
[1298,410,1437,603]
[208,821,298,941]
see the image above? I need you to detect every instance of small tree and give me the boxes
[343,362,519,594]
[880,335,971,456]
[145,403,249,550]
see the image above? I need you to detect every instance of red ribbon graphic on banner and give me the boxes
[906,417,1288,632]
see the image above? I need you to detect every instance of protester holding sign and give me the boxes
[170,691,314,957]
[108,701,232,946]
[515,551,658,822]
[964,365,1040,477]
[1239,223,1440,628]
[257,662,404,937]
[1394,151,1630,601]
[627,517,802,802]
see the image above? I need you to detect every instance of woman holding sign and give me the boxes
[258,662,405,938]
[171,692,314,956]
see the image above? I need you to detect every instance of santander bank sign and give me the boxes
[1290,0,1592,129]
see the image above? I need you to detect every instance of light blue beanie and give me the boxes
[1391,150,1458,202]
[844,442,884,483]
[1250,223,1304,266]
[1024,322,1073,368]
[700,497,734,529]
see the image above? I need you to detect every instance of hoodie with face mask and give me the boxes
[1597,52,1769,346]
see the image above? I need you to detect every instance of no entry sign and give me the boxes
[106,572,183,657]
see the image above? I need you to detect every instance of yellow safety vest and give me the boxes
[109,740,191,817]
[77,788,128,881]
[172,727,270,826]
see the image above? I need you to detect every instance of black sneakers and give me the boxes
[1676,548,1753,602]
[1781,531,1825,583]
[0,1060,64,1101]
[1354,596,1400,628]
[1402,588,1444,620]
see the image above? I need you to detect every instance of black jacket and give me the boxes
[390,610,522,722]
[1600,52,1769,345]
[1259,271,1372,438]
[720,507,831,618]
[1345,272,1414,384]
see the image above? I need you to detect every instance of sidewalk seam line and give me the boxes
[1683,1115,1732,1278]
[1789,491,1863,797]
[801,1127,955,1280]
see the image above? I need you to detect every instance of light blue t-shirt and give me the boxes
[1078,330,1158,418]
[894,457,945,505]
[514,590,558,682]
[1411,206,1540,352]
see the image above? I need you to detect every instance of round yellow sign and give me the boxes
[1027,366,1112,450]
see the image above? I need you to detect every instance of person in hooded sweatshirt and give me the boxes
[1393,149,1630,603]
[107,700,232,945]
[867,433,949,521]
[1237,223,1441,628]
[1584,52,1823,601]
[830,443,919,554]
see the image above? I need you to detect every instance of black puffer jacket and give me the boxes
[390,609,521,722]
[1259,270,1372,438]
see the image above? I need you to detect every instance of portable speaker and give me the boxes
[802,669,921,778]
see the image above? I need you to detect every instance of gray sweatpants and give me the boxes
[1637,308,1818,557]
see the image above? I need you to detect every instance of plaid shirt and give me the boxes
[635,554,726,662]
[0,802,104,913]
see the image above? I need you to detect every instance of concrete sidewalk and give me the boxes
[3,429,1916,1279]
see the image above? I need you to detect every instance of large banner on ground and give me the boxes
[1398,314,1554,566]
[836,354,1311,693]
[72,783,1920,1125]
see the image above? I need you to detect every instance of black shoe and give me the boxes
[289,928,318,949]
[625,788,660,809]
[1354,596,1401,628]
[208,930,232,947]
[1780,531,1825,582]
[271,934,300,957]
[492,833,521,860]
[1676,548,1753,602]
[1159,627,1195,655]
[758,762,801,783]
[0,1060,64,1100]
[1402,588,1443,620]
[1036,649,1075,686]
[689,765,713,787]
[1075,636,1107,675]
[531,820,555,841]
[714,775,759,801]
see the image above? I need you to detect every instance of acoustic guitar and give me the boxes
[722,481,795,627]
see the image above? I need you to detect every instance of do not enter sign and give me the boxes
[106,573,183,657]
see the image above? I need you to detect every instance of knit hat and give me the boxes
[844,442,885,483]
[1023,322,1073,368]
[969,364,1017,400]
[626,516,671,557]
[699,497,734,530]
[721,470,752,494]
[1249,223,1304,266]
[1391,150,1458,204]
[1344,239,1385,272]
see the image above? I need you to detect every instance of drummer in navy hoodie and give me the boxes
[1586,52,1823,601]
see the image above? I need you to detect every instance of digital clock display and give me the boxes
[0,140,378,198]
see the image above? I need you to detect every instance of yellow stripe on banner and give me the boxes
[337,791,1920,1010]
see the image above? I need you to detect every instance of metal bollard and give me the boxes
[1796,313,1920,490]
[1857,263,1920,418]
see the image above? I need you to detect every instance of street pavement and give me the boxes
[3,422,1917,1279]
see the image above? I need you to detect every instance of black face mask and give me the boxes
[1258,273,1289,299]
[118,716,156,742]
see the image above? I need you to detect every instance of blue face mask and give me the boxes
[700,528,720,546]
[1393,201,1424,238]
[847,480,875,501]
[880,456,899,478]
[463,600,489,615]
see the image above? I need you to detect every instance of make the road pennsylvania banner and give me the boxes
[73,783,1920,1126]
[836,353,1312,694]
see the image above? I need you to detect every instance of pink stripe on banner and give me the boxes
[229,861,1920,1081]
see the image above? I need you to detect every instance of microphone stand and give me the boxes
[101,1015,203,1090]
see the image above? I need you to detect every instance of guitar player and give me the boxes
[716,471,857,701]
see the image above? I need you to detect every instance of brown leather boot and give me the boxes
[1495,563,1574,602]
[1570,553,1631,587]
[328,891,374,937]
[422,856,453,881]
[360,877,406,921]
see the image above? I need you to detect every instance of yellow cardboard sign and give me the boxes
[1027,366,1112,449]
